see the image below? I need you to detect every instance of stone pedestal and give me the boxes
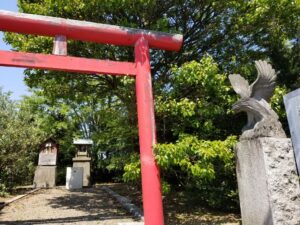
[33,166,56,188]
[73,156,91,187]
[236,138,300,225]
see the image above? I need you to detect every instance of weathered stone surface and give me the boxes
[73,157,91,187]
[38,138,58,166]
[66,167,83,190]
[239,114,286,140]
[229,61,286,140]
[236,138,300,225]
[284,88,300,175]
[38,152,57,166]
[33,166,56,188]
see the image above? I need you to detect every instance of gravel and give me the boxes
[0,187,136,225]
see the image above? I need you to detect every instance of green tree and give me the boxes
[0,88,45,192]
[123,57,239,209]
[155,56,238,141]
[3,0,299,209]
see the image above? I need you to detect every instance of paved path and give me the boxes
[0,187,136,225]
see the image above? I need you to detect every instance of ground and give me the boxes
[105,183,240,225]
[0,187,135,225]
[0,184,240,225]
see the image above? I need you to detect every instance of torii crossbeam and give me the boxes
[0,10,183,225]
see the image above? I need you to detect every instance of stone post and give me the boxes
[236,138,300,225]
[229,61,300,225]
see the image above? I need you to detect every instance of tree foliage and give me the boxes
[123,57,239,209]
[1,0,299,209]
[156,135,238,209]
[0,89,46,193]
[155,56,238,141]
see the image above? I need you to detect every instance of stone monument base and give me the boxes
[33,166,56,188]
[236,138,300,225]
[73,156,91,187]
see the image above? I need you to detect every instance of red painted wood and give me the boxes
[135,37,164,225]
[0,10,183,51]
[0,11,183,224]
[0,50,136,76]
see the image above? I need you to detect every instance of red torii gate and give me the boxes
[0,10,183,225]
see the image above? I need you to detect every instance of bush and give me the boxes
[155,135,238,210]
[0,183,9,197]
[122,135,238,211]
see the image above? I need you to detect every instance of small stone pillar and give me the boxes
[34,138,58,188]
[72,139,93,187]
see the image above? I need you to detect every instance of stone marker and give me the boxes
[284,88,300,175]
[72,139,93,187]
[229,60,300,225]
[34,138,58,188]
[66,167,83,190]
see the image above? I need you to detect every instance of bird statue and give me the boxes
[229,60,286,140]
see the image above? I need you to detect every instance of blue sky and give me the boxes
[0,0,29,100]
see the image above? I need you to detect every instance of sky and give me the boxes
[0,0,29,100]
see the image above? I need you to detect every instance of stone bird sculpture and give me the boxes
[229,60,286,139]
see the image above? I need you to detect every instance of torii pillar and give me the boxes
[0,10,183,225]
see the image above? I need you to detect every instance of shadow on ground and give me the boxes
[0,214,133,225]
[48,188,125,214]
[106,183,241,225]
[0,187,135,225]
